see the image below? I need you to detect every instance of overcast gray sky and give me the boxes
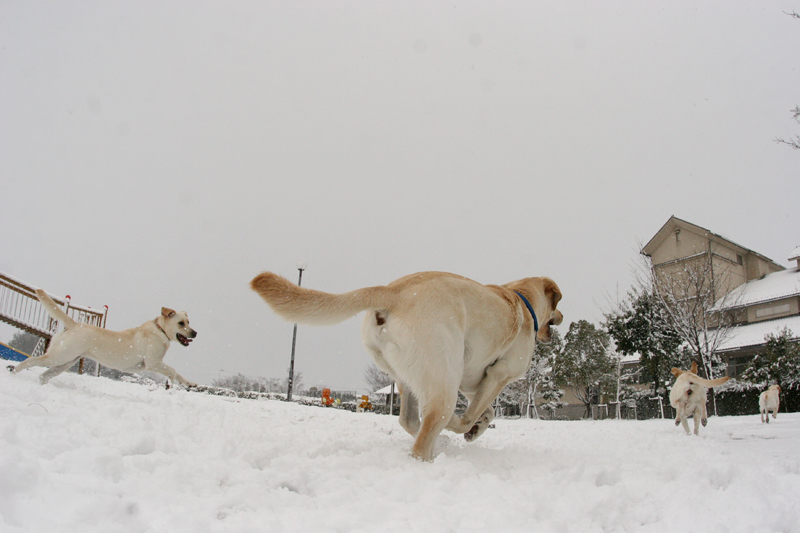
[2,1,798,392]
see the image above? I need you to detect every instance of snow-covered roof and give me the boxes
[374,383,398,395]
[789,245,800,262]
[711,267,800,311]
[620,353,641,364]
[717,315,800,352]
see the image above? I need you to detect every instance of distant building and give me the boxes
[642,215,799,378]
[711,245,800,377]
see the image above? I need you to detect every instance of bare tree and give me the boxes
[775,12,800,149]
[258,376,283,393]
[212,373,256,392]
[363,363,393,392]
[775,105,800,150]
[639,248,742,415]
[283,369,303,393]
[646,254,739,377]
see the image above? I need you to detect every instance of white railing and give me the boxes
[0,271,108,339]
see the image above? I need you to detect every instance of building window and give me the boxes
[755,303,792,319]
[726,356,750,378]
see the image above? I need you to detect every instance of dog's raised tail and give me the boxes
[250,272,395,326]
[695,376,731,388]
[35,289,76,328]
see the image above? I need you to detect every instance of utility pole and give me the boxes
[286,260,307,401]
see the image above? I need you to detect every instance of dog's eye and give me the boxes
[179,321,185,327]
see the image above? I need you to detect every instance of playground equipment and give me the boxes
[0,271,108,368]
[357,395,373,412]
[0,341,28,362]
[321,388,334,406]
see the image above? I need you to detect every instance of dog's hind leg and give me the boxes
[397,384,421,437]
[13,336,85,383]
[39,358,81,384]
[699,398,708,428]
[411,390,459,462]
[675,406,691,434]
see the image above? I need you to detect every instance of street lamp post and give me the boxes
[286,260,307,401]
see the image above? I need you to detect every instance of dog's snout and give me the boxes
[190,330,197,339]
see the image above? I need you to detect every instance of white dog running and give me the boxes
[251,270,563,461]
[13,289,197,386]
[759,384,781,423]
[669,362,730,435]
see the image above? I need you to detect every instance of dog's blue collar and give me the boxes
[514,291,539,333]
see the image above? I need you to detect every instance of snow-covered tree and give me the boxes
[212,373,300,394]
[538,375,566,419]
[8,331,40,355]
[741,328,800,388]
[212,373,260,392]
[604,286,683,392]
[553,320,614,418]
[602,342,642,419]
[499,329,563,418]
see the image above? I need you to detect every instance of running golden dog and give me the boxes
[251,271,562,461]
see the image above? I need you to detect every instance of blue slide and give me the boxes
[0,342,29,362]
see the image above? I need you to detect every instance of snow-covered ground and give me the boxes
[2,368,799,533]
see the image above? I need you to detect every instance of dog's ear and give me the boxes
[671,367,683,378]
[543,278,562,308]
[161,307,176,319]
[690,361,698,374]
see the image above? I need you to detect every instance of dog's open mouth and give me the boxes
[176,333,193,347]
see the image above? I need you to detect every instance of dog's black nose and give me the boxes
[190,330,197,338]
